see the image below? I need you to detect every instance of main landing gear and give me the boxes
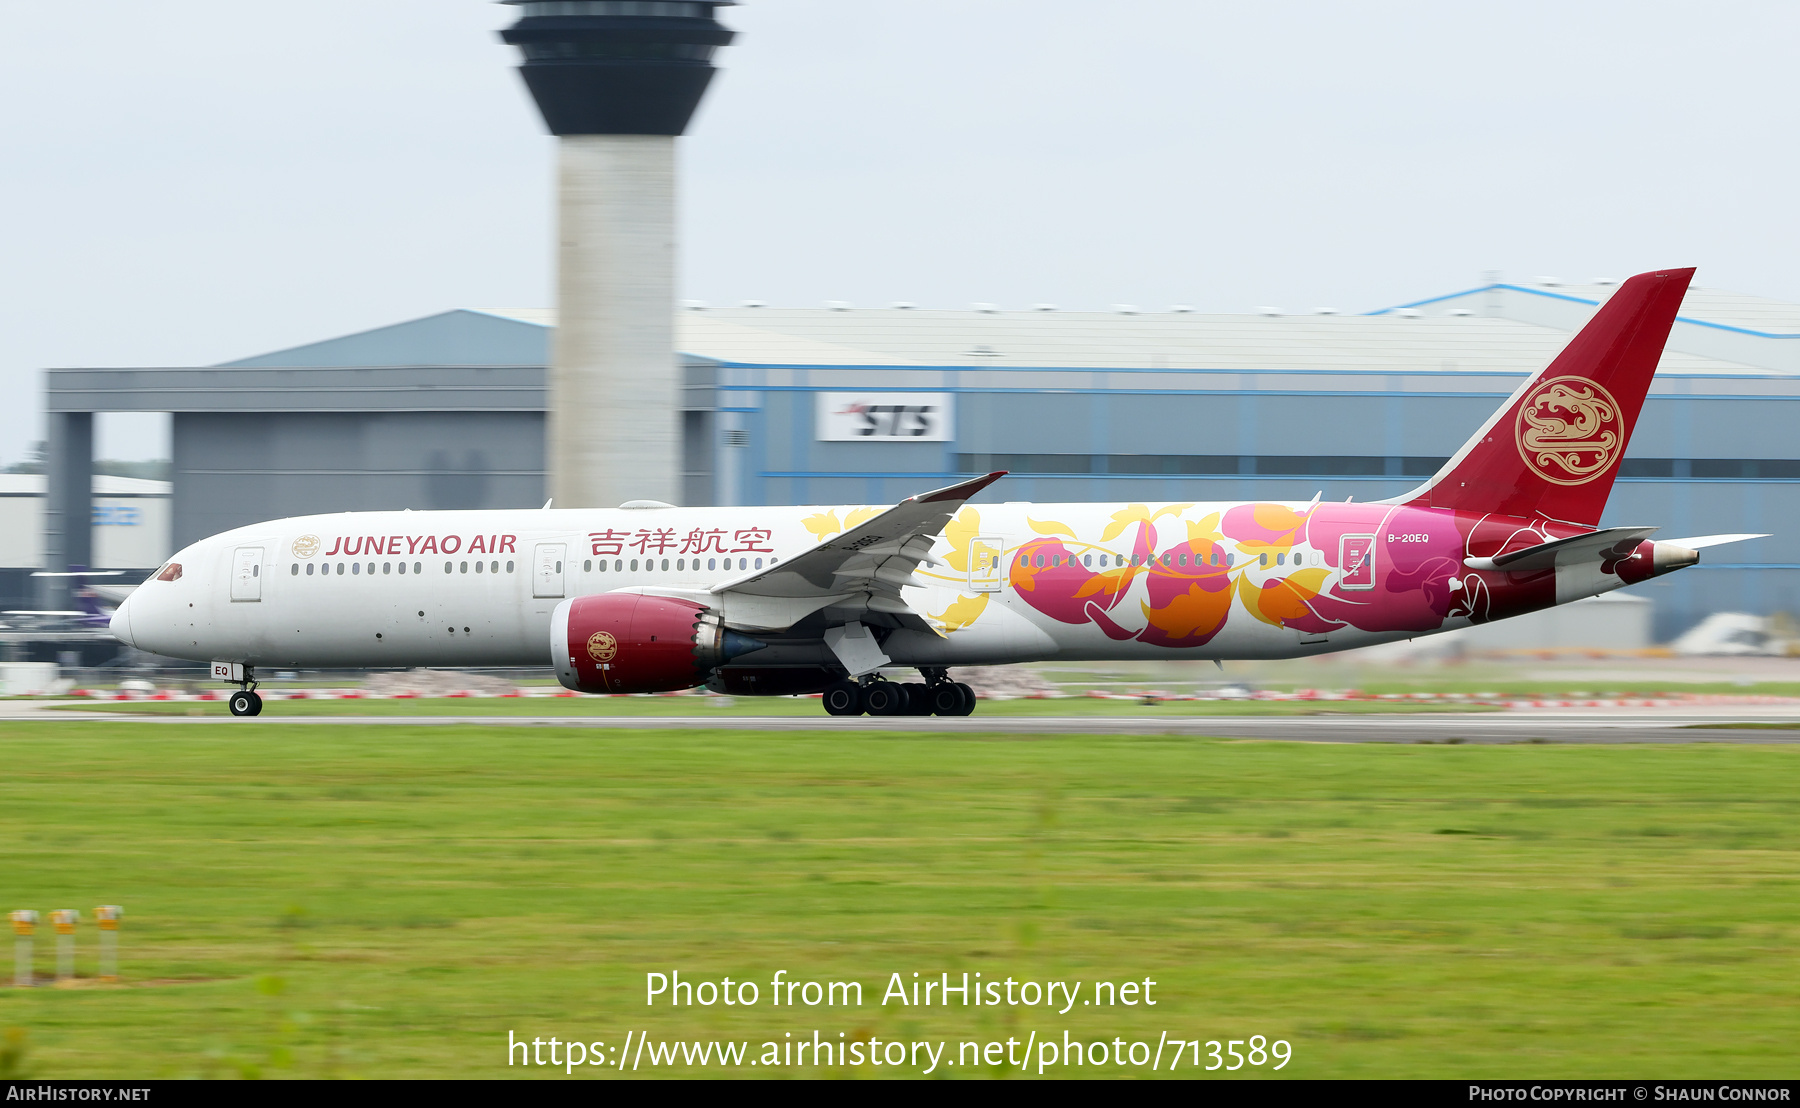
[227,667,263,717]
[822,668,975,718]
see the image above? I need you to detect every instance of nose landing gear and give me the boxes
[226,666,263,717]
[820,669,976,718]
[228,690,263,717]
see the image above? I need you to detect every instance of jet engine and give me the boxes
[552,593,766,694]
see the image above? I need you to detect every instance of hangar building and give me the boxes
[40,279,1800,639]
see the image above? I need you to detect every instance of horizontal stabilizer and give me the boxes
[1463,526,1658,573]
[1661,533,1769,550]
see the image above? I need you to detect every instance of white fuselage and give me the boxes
[111,497,1631,673]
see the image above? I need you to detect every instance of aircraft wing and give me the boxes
[708,471,1006,633]
[1462,526,1660,573]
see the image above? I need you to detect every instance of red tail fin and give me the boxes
[1399,267,1694,526]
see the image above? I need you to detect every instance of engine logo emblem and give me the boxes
[1514,375,1623,486]
[586,631,618,664]
[290,534,321,559]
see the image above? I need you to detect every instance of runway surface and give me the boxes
[9,700,1800,743]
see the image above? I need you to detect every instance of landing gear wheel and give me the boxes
[863,681,906,717]
[229,690,263,717]
[928,683,966,715]
[903,683,932,715]
[952,682,977,716]
[822,680,864,716]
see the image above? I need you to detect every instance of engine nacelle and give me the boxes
[552,593,766,694]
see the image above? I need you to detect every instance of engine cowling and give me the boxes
[552,593,766,694]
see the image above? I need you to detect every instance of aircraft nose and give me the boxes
[110,597,135,647]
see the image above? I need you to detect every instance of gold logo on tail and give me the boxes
[1514,376,1623,486]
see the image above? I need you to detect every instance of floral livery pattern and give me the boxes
[1005,501,1614,649]
[928,507,992,633]
[1009,503,1238,647]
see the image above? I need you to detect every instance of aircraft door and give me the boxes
[968,535,1005,592]
[230,546,264,602]
[533,543,567,599]
[1339,535,1376,590]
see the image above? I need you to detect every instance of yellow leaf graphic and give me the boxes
[1027,517,1077,539]
[1074,568,1131,600]
[1235,574,1281,626]
[930,592,990,633]
[1252,503,1310,533]
[1284,567,1330,599]
[1101,505,1151,542]
[1237,569,1331,627]
[942,507,982,572]
[802,511,842,541]
[844,506,883,530]
[1151,503,1195,523]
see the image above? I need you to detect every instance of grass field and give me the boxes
[1,722,1797,1079]
[45,696,1500,718]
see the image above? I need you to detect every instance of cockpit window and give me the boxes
[154,563,183,582]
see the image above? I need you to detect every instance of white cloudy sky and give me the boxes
[1,0,1795,462]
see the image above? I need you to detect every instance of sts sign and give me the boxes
[816,393,954,442]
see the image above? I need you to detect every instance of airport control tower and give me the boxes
[500,1,736,508]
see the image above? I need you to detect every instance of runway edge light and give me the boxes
[51,909,78,986]
[9,910,38,987]
[96,905,122,983]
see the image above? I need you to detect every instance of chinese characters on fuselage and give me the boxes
[589,528,774,557]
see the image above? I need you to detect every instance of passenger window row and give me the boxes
[447,561,512,574]
[1016,549,1326,570]
[1020,551,1234,569]
[289,560,515,577]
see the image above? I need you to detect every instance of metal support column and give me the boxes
[43,410,93,610]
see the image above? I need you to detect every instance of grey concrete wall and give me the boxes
[42,410,92,608]
[171,411,545,547]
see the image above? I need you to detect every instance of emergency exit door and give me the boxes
[968,536,1005,592]
[533,543,567,598]
[230,546,263,602]
[1339,535,1376,590]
